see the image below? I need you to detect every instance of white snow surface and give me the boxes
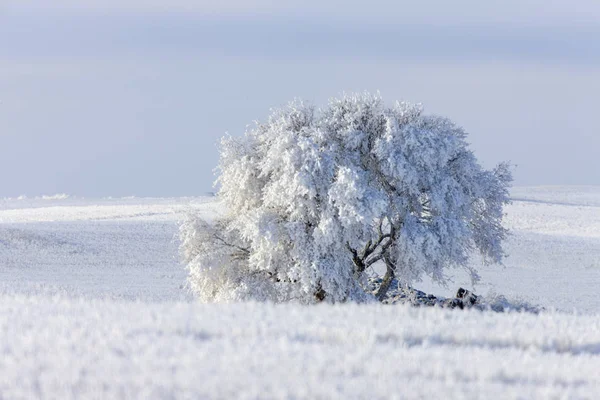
[1,187,600,399]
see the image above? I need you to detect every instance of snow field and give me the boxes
[1,297,600,400]
[1,187,600,398]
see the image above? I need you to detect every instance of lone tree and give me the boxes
[180,93,511,303]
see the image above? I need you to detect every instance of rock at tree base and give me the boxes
[367,277,539,312]
[456,287,479,306]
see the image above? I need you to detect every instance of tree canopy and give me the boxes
[180,93,512,303]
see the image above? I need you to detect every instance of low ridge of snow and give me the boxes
[511,186,600,207]
[1,187,599,398]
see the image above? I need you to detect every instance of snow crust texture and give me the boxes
[2,298,600,400]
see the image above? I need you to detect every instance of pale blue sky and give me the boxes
[1,1,599,197]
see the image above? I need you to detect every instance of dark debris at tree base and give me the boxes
[382,284,480,310]
[368,278,542,313]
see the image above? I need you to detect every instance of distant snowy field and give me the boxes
[1,187,600,399]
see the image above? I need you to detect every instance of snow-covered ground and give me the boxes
[1,187,600,399]
[419,186,600,314]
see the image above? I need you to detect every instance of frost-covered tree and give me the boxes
[180,93,512,303]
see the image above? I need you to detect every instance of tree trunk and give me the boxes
[375,259,395,301]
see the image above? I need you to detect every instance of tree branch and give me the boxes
[346,241,366,273]
[212,233,250,258]
[347,216,397,274]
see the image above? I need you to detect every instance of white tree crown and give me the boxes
[181,93,512,303]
